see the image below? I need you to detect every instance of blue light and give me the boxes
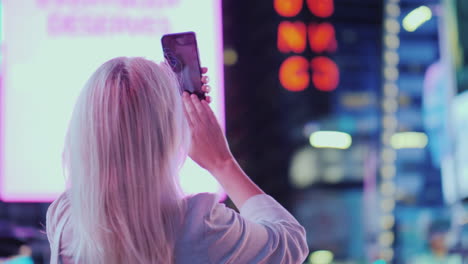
[373,260,387,264]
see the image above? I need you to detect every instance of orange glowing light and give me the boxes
[274,0,304,17]
[308,22,337,53]
[278,21,307,53]
[279,56,310,92]
[307,0,334,18]
[310,56,339,91]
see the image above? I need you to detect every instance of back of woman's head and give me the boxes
[63,57,189,263]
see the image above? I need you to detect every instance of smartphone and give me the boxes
[161,32,205,99]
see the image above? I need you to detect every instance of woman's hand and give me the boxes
[185,68,266,208]
[182,90,233,173]
[201,67,212,103]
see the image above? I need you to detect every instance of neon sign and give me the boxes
[275,0,339,92]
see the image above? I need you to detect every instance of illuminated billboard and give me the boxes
[1,0,224,202]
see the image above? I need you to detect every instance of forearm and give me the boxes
[209,157,265,209]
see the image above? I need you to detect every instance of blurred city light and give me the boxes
[274,0,302,17]
[276,0,339,92]
[380,181,396,196]
[381,199,396,213]
[383,115,398,130]
[309,131,352,149]
[381,148,396,163]
[307,0,334,18]
[390,132,428,149]
[289,147,319,188]
[224,48,238,66]
[308,250,334,264]
[384,34,400,49]
[341,93,373,108]
[384,66,399,81]
[279,56,310,91]
[323,165,344,183]
[308,22,337,53]
[379,231,395,247]
[385,18,400,34]
[380,165,396,179]
[310,56,340,91]
[382,98,398,113]
[278,21,307,53]
[373,260,387,264]
[380,215,395,230]
[303,122,320,138]
[403,5,432,32]
[385,3,400,17]
[380,248,394,262]
[384,50,399,66]
[384,83,398,97]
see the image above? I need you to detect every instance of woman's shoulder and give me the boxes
[183,192,224,216]
[180,192,244,237]
[176,192,234,254]
[184,192,220,204]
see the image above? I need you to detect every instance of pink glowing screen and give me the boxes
[0,0,225,202]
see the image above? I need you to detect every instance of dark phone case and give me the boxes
[161,32,205,100]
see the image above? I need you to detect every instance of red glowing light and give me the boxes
[275,0,338,93]
[308,22,337,53]
[274,0,304,17]
[310,56,339,91]
[277,21,307,53]
[306,0,334,18]
[279,56,310,92]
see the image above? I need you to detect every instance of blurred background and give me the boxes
[1,0,468,263]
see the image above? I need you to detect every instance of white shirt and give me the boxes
[47,192,309,264]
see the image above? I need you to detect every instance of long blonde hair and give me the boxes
[63,57,189,263]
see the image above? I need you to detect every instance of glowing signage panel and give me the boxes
[1,0,224,201]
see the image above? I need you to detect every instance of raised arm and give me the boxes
[182,92,264,208]
[182,91,309,263]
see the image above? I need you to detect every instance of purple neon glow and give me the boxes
[0,4,4,203]
[0,0,225,202]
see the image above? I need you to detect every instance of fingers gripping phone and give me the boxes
[161,32,205,99]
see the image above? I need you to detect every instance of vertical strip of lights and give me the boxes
[379,0,400,262]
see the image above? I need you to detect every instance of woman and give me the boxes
[46,57,308,263]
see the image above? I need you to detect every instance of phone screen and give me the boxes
[161,32,204,99]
